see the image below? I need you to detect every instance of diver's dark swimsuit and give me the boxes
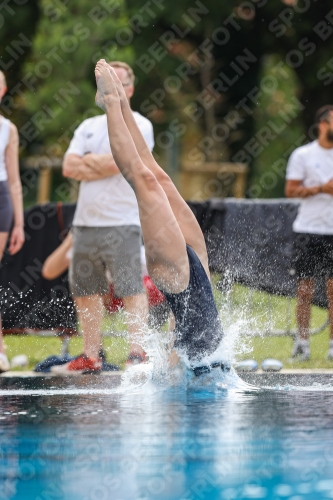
[161,245,227,374]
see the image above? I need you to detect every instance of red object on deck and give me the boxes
[104,276,165,314]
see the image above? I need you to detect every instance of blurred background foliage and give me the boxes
[1,0,333,203]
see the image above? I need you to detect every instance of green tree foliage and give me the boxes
[250,55,303,198]
[255,0,333,132]
[0,0,40,131]
[126,0,333,196]
[21,0,131,154]
[5,0,333,197]
[127,0,262,164]
[239,0,333,196]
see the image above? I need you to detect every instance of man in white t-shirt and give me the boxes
[60,61,154,373]
[285,105,333,361]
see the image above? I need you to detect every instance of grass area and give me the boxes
[215,284,333,369]
[5,335,129,371]
[3,283,333,371]
[5,311,130,371]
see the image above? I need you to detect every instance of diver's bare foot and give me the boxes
[108,66,128,103]
[94,59,118,110]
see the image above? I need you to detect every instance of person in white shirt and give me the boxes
[0,70,25,372]
[61,61,154,373]
[285,105,333,361]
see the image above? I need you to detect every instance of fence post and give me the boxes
[37,165,52,204]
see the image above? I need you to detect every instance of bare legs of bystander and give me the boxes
[293,278,333,360]
[0,231,10,372]
[75,295,104,360]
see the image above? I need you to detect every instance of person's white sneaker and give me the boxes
[300,344,310,361]
[10,354,28,369]
[291,339,310,361]
[327,341,333,361]
[291,339,303,358]
[0,353,10,373]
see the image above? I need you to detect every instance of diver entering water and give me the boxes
[94,60,227,375]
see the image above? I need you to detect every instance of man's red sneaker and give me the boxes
[51,354,102,374]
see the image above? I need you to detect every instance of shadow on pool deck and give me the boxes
[0,370,333,389]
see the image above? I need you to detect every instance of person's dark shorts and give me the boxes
[293,232,333,279]
[70,225,144,298]
[0,181,13,232]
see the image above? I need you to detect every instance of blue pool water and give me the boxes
[1,375,333,500]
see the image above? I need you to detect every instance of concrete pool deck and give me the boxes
[0,369,333,389]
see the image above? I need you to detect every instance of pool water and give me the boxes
[0,374,333,500]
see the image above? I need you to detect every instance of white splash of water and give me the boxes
[116,272,263,393]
